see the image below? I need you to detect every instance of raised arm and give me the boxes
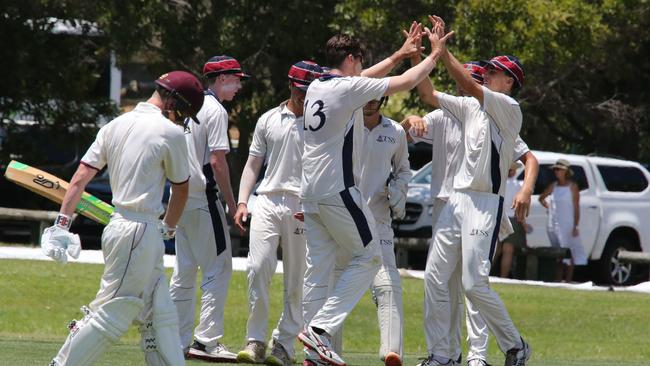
[430,15,484,105]
[385,22,453,95]
[362,21,424,78]
[411,55,438,107]
[406,28,438,107]
[234,154,265,232]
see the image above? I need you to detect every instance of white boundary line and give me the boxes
[2,246,649,294]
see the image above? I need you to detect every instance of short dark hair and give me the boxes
[326,33,363,68]
[509,77,520,96]
[203,75,217,89]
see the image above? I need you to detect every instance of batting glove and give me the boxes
[41,214,81,264]
[388,179,407,220]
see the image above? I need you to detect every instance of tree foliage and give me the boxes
[2,0,649,177]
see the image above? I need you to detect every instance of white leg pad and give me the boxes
[140,277,185,366]
[372,284,404,358]
[51,297,143,366]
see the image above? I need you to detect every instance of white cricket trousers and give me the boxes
[332,220,403,358]
[245,192,306,358]
[424,190,522,357]
[302,186,382,336]
[427,198,490,362]
[169,198,232,349]
[53,210,184,365]
[91,211,167,313]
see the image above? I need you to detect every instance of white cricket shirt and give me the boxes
[249,101,304,196]
[437,86,522,197]
[300,75,389,202]
[409,109,462,201]
[359,117,411,225]
[182,91,231,209]
[81,102,190,217]
[411,110,530,203]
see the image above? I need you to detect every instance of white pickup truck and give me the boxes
[395,150,650,285]
[524,151,650,285]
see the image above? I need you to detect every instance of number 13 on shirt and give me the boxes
[304,99,326,131]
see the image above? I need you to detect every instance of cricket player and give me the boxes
[233,61,323,366]
[41,70,204,366]
[298,24,453,366]
[404,58,538,365]
[359,97,411,365]
[169,55,249,362]
[419,15,532,366]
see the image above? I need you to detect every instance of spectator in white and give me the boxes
[498,161,529,278]
[539,159,587,282]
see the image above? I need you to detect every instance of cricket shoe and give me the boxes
[237,340,267,364]
[265,341,293,366]
[303,348,329,366]
[298,327,346,366]
[467,359,491,366]
[504,338,532,366]
[384,351,402,366]
[417,354,459,366]
[187,340,238,362]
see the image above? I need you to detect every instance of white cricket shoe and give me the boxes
[417,354,459,366]
[504,338,532,366]
[467,359,490,366]
[298,327,346,366]
[303,348,329,366]
[187,340,238,362]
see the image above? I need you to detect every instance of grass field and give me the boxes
[1,258,649,366]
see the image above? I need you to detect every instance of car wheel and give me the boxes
[599,235,638,286]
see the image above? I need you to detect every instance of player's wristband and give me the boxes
[55,213,72,231]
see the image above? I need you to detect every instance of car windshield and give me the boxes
[411,163,432,184]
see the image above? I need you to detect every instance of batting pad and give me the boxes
[141,276,185,365]
[52,296,143,366]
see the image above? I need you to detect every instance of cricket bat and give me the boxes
[4,160,114,225]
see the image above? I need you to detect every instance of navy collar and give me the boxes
[205,89,220,102]
[319,73,343,81]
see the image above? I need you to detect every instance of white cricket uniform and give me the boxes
[412,109,530,361]
[300,75,388,336]
[169,90,233,349]
[52,102,189,366]
[423,86,525,359]
[357,117,411,358]
[243,102,306,358]
[412,111,530,361]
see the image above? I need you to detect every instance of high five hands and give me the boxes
[425,15,454,56]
